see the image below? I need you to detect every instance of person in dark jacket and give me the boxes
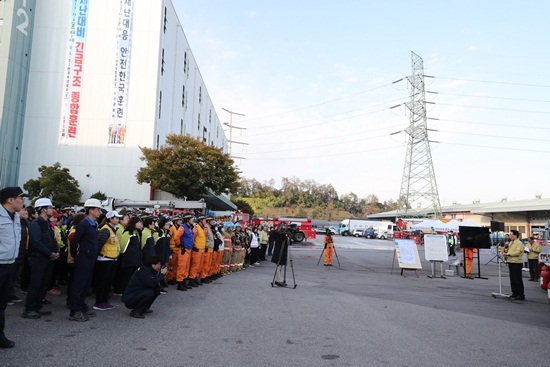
[271,223,289,287]
[68,199,102,322]
[122,255,167,318]
[116,216,143,295]
[22,198,59,319]
[8,207,29,305]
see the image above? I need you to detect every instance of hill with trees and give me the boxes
[233,177,404,221]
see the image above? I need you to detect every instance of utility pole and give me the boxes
[396,52,441,219]
[221,107,247,159]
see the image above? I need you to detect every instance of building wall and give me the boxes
[0,0,36,187]
[16,0,227,201]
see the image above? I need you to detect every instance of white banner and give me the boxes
[108,0,135,146]
[59,0,89,145]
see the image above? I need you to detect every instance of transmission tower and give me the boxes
[396,52,441,219]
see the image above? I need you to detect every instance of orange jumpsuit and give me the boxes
[189,224,206,279]
[464,248,476,277]
[168,223,183,281]
[323,234,334,266]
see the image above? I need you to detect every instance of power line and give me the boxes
[437,129,550,143]
[425,76,550,89]
[240,81,400,123]
[434,141,550,154]
[435,118,550,131]
[244,144,405,160]
[434,102,550,114]
[427,91,550,104]
[255,123,403,146]
[244,129,398,155]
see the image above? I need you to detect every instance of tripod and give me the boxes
[271,235,297,289]
[317,244,341,267]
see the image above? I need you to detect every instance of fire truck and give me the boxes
[393,218,422,244]
[232,212,316,243]
[102,197,206,216]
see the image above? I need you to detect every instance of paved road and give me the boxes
[3,237,549,366]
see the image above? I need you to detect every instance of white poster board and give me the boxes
[394,239,422,269]
[424,234,449,262]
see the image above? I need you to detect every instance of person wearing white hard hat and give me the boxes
[68,198,102,322]
[22,198,58,320]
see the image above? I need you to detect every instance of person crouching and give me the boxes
[122,255,167,318]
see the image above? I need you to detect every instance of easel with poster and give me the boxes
[391,239,422,278]
[423,234,448,279]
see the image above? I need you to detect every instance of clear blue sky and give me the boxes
[174,1,550,205]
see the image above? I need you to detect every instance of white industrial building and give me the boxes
[0,0,230,205]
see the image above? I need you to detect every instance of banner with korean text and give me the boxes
[59,0,89,145]
[108,0,135,146]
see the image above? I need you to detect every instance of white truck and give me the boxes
[338,219,394,239]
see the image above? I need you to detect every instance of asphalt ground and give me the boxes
[2,236,549,366]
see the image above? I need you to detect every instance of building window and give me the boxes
[518,226,526,234]
[183,52,187,72]
[156,134,160,149]
[180,119,184,135]
[163,7,167,33]
[197,113,200,131]
[161,48,165,75]
[182,85,185,108]
[203,126,207,143]
[209,109,212,124]
[158,91,162,119]
[199,87,202,104]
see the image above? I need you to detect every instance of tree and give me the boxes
[136,134,240,199]
[232,198,254,215]
[90,191,107,201]
[23,162,83,207]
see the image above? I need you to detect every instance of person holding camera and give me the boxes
[122,255,167,318]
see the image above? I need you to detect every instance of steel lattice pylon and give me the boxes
[396,52,441,219]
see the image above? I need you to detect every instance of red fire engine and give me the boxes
[231,212,316,242]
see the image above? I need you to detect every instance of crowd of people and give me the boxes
[0,186,281,349]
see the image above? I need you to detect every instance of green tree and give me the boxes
[232,198,254,215]
[136,134,240,199]
[23,162,83,207]
[90,191,107,201]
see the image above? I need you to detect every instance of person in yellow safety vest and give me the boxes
[526,236,541,281]
[176,213,194,291]
[504,229,525,300]
[222,222,234,275]
[167,216,183,284]
[140,216,156,263]
[199,217,215,284]
[93,210,122,311]
[323,230,334,266]
[189,215,206,286]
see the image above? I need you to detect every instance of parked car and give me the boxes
[352,228,364,237]
[314,226,338,235]
[362,227,377,239]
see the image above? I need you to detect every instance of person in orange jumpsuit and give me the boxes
[167,216,183,284]
[176,213,194,291]
[323,230,334,266]
[189,215,206,286]
[464,248,477,279]
[199,217,215,284]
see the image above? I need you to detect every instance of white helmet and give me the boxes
[35,198,53,208]
[84,198,102,208]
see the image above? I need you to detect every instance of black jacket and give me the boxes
[122,265,163,303]
[28,216,58,258]
[271,232,288,266]
[71,217,99,260]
